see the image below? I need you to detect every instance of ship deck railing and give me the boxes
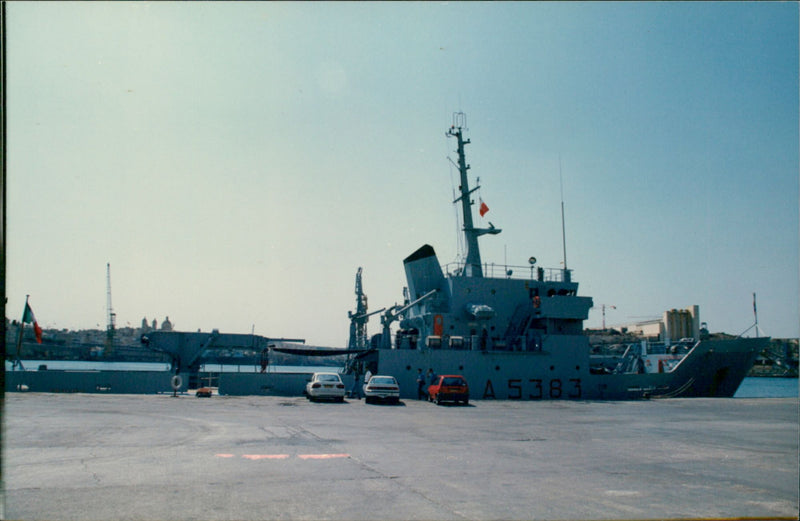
[592,340,696,357]
[589,339,697,375]
[442,262,573,282]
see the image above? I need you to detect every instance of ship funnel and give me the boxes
[403,245,447,302]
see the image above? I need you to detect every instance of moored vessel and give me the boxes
[353,114,767,400]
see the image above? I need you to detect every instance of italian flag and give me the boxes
[23,302,43,344]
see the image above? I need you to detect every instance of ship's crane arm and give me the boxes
[379,289,438,349]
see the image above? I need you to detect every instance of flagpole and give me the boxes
[15,295,29,370]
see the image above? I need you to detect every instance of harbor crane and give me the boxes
[600,304,616,330]
[106,263,116,355]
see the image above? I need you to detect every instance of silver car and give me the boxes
[305,372,346,402]
[363,375,400,404]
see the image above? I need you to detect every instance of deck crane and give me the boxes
[347,267,384,350]
[379,289,438,349]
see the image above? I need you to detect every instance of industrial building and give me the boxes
[620,305,701,342]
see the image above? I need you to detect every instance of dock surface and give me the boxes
[3,393,798,520]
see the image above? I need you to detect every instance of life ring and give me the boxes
[171,375,183,390]
[533,296,541,308]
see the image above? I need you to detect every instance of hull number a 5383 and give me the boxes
[483,378,582,400]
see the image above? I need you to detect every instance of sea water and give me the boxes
[5,360,172,372]
[5,360,341,375]
[733,377,798,398]
[199,364,344,374]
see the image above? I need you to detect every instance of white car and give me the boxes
[305,372,346,402]
[362,375,400,404]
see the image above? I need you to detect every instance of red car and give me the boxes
[428,375,469,405]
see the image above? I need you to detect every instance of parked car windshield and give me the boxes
[442,377,465,386]
[370,377,396,385]
[317,374,340,382]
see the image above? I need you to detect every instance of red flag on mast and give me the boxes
[479,198,489,217]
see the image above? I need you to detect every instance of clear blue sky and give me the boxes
[6,2,798,345]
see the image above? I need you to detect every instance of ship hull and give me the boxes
[371,337,766,400]
[5,370,179,394]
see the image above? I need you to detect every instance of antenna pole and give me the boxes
[559,156,569,280]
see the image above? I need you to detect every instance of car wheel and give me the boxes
[463,398,469,405]
[435,394,442,405]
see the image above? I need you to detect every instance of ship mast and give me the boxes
[447,113,500,278]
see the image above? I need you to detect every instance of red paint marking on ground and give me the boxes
[297,453,350,460]
[242,454,290,460]
[216,453,350,460]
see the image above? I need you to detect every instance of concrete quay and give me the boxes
[2,393,798,521]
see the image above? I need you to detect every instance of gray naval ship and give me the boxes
[6,116,768,399]
[348,117,768,400]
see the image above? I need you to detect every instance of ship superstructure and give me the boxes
[393,117,592,355]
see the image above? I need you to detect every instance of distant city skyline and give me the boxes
[5,2,798,345]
